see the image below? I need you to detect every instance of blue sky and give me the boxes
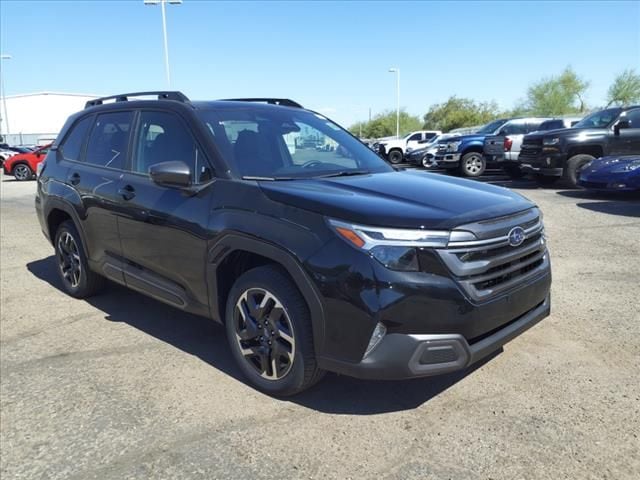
[1,0,639,126]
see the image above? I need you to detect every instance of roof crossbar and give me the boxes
[85,91,190,109]
[219,98,303,108]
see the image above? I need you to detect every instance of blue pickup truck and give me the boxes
[433,119,512,177]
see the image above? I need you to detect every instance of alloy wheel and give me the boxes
[14,164,31,180]
[233,288,295,380]
[464,154,483,175]
[57,231,82,288]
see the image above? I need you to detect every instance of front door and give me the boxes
[115,109,215,311]
[609,108,640,155]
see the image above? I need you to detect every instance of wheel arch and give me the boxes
[568,145,603,159]
[207,233,326,355]
[44,200,90,257]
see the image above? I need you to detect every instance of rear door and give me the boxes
[61,111,133,282]
[115,109,215,311]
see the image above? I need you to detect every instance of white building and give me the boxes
[1,92,99,146]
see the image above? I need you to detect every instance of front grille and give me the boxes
[436,209,549,302]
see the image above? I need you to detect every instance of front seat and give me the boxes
[234,130,281,177]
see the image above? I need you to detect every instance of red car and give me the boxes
[2,144,52,181]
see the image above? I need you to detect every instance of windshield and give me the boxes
[572,108,622,129]
[197,108,393,179]
[475,119,508,135]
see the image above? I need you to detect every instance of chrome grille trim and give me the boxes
[435,208,549,302]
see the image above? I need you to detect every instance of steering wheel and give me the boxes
[301,160,324,169]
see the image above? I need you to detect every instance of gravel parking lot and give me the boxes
[1,173,639,480]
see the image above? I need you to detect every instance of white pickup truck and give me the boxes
[375,130,442,164]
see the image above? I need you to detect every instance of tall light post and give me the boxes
[388,67,400,138]
[0,54,11,139]
[144,0,182,87]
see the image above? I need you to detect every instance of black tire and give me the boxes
[459,152,486,177]
[503,165,525,179]
[12,163,33,181]
[225,265,325,396]
[54,220,105,298]
[421,155,435,169]
[533,174,559,186]
[563,154,595,188]
[387,149,404,165]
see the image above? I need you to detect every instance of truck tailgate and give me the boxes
[483,135,505,156]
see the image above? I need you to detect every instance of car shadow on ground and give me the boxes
[556,190,640,218]
[27,256,499,415]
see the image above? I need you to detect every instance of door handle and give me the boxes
[117,185,136,201]
[68,172,80,185]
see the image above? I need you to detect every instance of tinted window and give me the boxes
[197,109,392,179]
[408,133,422,141]
[85,112,133,169]
[60,116,93,161]
[133,111,211,183]
[621,109,640,128]
[538,120,563,131]
[424,132,437,141]
[573,108,622,129]
[500,122,527,135]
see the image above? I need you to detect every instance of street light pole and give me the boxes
[0,54,11,140]
[388,67,400,138]
[144,0,182,88]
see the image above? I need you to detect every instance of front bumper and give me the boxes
[320,293,550,380]
[520,164,563,177]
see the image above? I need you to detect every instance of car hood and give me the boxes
[581,155,640,176]
[524,127,606,141]
[437,134,483,144]
[259,171,534,229]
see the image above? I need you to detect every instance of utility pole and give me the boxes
[388,68,400,138]
[144,0,182,87]
[0,54,12,139]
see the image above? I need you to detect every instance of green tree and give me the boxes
[521,66,590,115]
[607,69,640,106]
[422,96,502,132]
[349,110,422,138]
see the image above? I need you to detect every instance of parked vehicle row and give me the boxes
[2,144,51,181]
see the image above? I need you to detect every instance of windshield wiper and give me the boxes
[314,170,370,178]
[242,175,296,181]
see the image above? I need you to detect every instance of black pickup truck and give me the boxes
[518,106,640,187]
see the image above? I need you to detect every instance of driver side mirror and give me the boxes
[149,161,191,188]
[614,120,630,135]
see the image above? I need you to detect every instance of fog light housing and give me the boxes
[364,322,387,357]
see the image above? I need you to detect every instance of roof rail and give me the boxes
[219,98,303,109]
[85,91,190,109]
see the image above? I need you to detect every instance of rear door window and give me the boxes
[60,116,93,162]
[500,122,527,135]
[85,111,133,170]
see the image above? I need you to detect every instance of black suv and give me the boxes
[519,106,640,187]
[36,91,551,395]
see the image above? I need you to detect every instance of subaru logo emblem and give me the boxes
[508,227,526,247]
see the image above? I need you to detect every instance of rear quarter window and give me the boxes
[60,116,93,162]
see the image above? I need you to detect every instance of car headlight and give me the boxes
[611,160,640,172]
[543,137,560,146]
[447,141,462,152]
[327,218,450,271]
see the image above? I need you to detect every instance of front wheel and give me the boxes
[459,152,486,177]
[563,154,595,188]
[387,149,404,164]
[225,265,325,396]
[13,163,33,181]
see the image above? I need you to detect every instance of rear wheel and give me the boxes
[54,220,105,298]
[459,152,486,177]
[13,163,33,181]
[503,165,525,179]
[563,154,595,188]
[225,265,324,396]
[387,149,404,165]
